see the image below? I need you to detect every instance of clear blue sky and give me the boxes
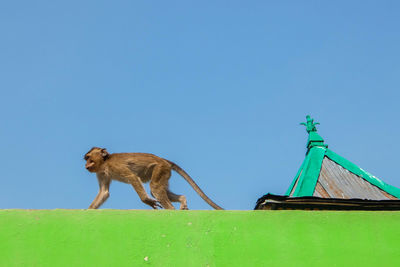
[1,1,399,210]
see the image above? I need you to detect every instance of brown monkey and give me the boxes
[84,147,223,210]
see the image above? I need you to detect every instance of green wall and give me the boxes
[1,210,400,266]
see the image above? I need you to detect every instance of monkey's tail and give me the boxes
[166,160,224,210]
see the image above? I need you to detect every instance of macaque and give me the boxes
[84,147,223,210]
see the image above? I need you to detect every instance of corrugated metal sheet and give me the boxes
[314,157,397,200]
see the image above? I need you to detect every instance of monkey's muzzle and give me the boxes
[85,162,95,171]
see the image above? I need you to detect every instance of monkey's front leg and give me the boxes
[89,175,110,209]
[88,191,110,209]
[88,193,101,209]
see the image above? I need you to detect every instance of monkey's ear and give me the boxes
[101,148,110,160]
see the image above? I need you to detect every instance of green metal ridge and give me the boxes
[325,149,400,198]
[292,146,326,197]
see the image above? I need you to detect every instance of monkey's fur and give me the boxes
[84,147,223,210]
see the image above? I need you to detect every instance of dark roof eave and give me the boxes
[255,194,400,211]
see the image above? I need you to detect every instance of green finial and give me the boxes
[300,115,327,151]
[300,115,320,133]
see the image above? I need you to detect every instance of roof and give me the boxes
[285,116,400,200]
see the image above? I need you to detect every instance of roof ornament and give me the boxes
[300,115,326,151]
[300,115,320,133]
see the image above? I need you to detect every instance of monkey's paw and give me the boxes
[144,198,163,209]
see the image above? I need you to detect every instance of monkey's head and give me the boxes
[84,147,110,173]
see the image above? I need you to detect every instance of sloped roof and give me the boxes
[285,116,400,200]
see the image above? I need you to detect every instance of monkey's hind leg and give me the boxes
[150,167,175,210]
[150,184,175,210]
[167,190,188,210]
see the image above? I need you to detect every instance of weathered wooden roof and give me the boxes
[315,157,397,200]
[285,116,400,200]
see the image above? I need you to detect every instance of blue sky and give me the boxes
[1,1,399,210]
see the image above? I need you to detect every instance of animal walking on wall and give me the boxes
[84,147,223,210]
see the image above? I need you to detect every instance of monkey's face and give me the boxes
[84,147,109,173]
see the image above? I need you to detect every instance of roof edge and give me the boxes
[255,193,400,210]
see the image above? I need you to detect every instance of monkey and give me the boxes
[83,147,223,210]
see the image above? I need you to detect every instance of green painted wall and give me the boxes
[1,210,400,266]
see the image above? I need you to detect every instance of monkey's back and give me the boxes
[107,153,171,183]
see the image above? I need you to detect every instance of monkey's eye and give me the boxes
[84,155,89,161]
